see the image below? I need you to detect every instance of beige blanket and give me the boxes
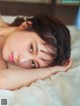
[0,16,80,106]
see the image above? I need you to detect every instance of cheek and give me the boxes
[9,36,27,52]
[15,61,31,69]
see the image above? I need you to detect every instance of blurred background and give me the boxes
[0,0,80,25]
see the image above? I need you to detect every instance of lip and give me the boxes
[9,51,14,63]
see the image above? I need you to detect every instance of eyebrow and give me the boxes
[35,41,51,67]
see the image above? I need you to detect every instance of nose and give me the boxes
[17,53,36,63]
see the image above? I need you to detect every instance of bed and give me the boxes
[0,16,80,106]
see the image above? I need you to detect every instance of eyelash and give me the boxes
[31,60,36,68]
[30,43,36,68]
[30,43,33,53]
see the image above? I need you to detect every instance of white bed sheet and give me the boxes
[0,16,80,106]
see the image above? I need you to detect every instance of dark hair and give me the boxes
[10,14,71,67]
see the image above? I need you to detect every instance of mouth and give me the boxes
[9,51,14,63]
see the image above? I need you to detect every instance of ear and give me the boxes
[18,21,32,30]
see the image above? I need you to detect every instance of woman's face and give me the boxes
[2,30,53,69]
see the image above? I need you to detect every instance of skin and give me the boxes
[0,59,72,90]
[0,17,53,69]
[0,16,72,90]
[2,30,53,69]
[0,16,72,70]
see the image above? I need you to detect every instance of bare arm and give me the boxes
[0,59,72,90]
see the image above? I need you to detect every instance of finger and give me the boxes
[60,58,72,71]
[48,58,72,75]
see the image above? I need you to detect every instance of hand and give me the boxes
[37,58,72,80]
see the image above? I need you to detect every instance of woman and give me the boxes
[0,14,72,90]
